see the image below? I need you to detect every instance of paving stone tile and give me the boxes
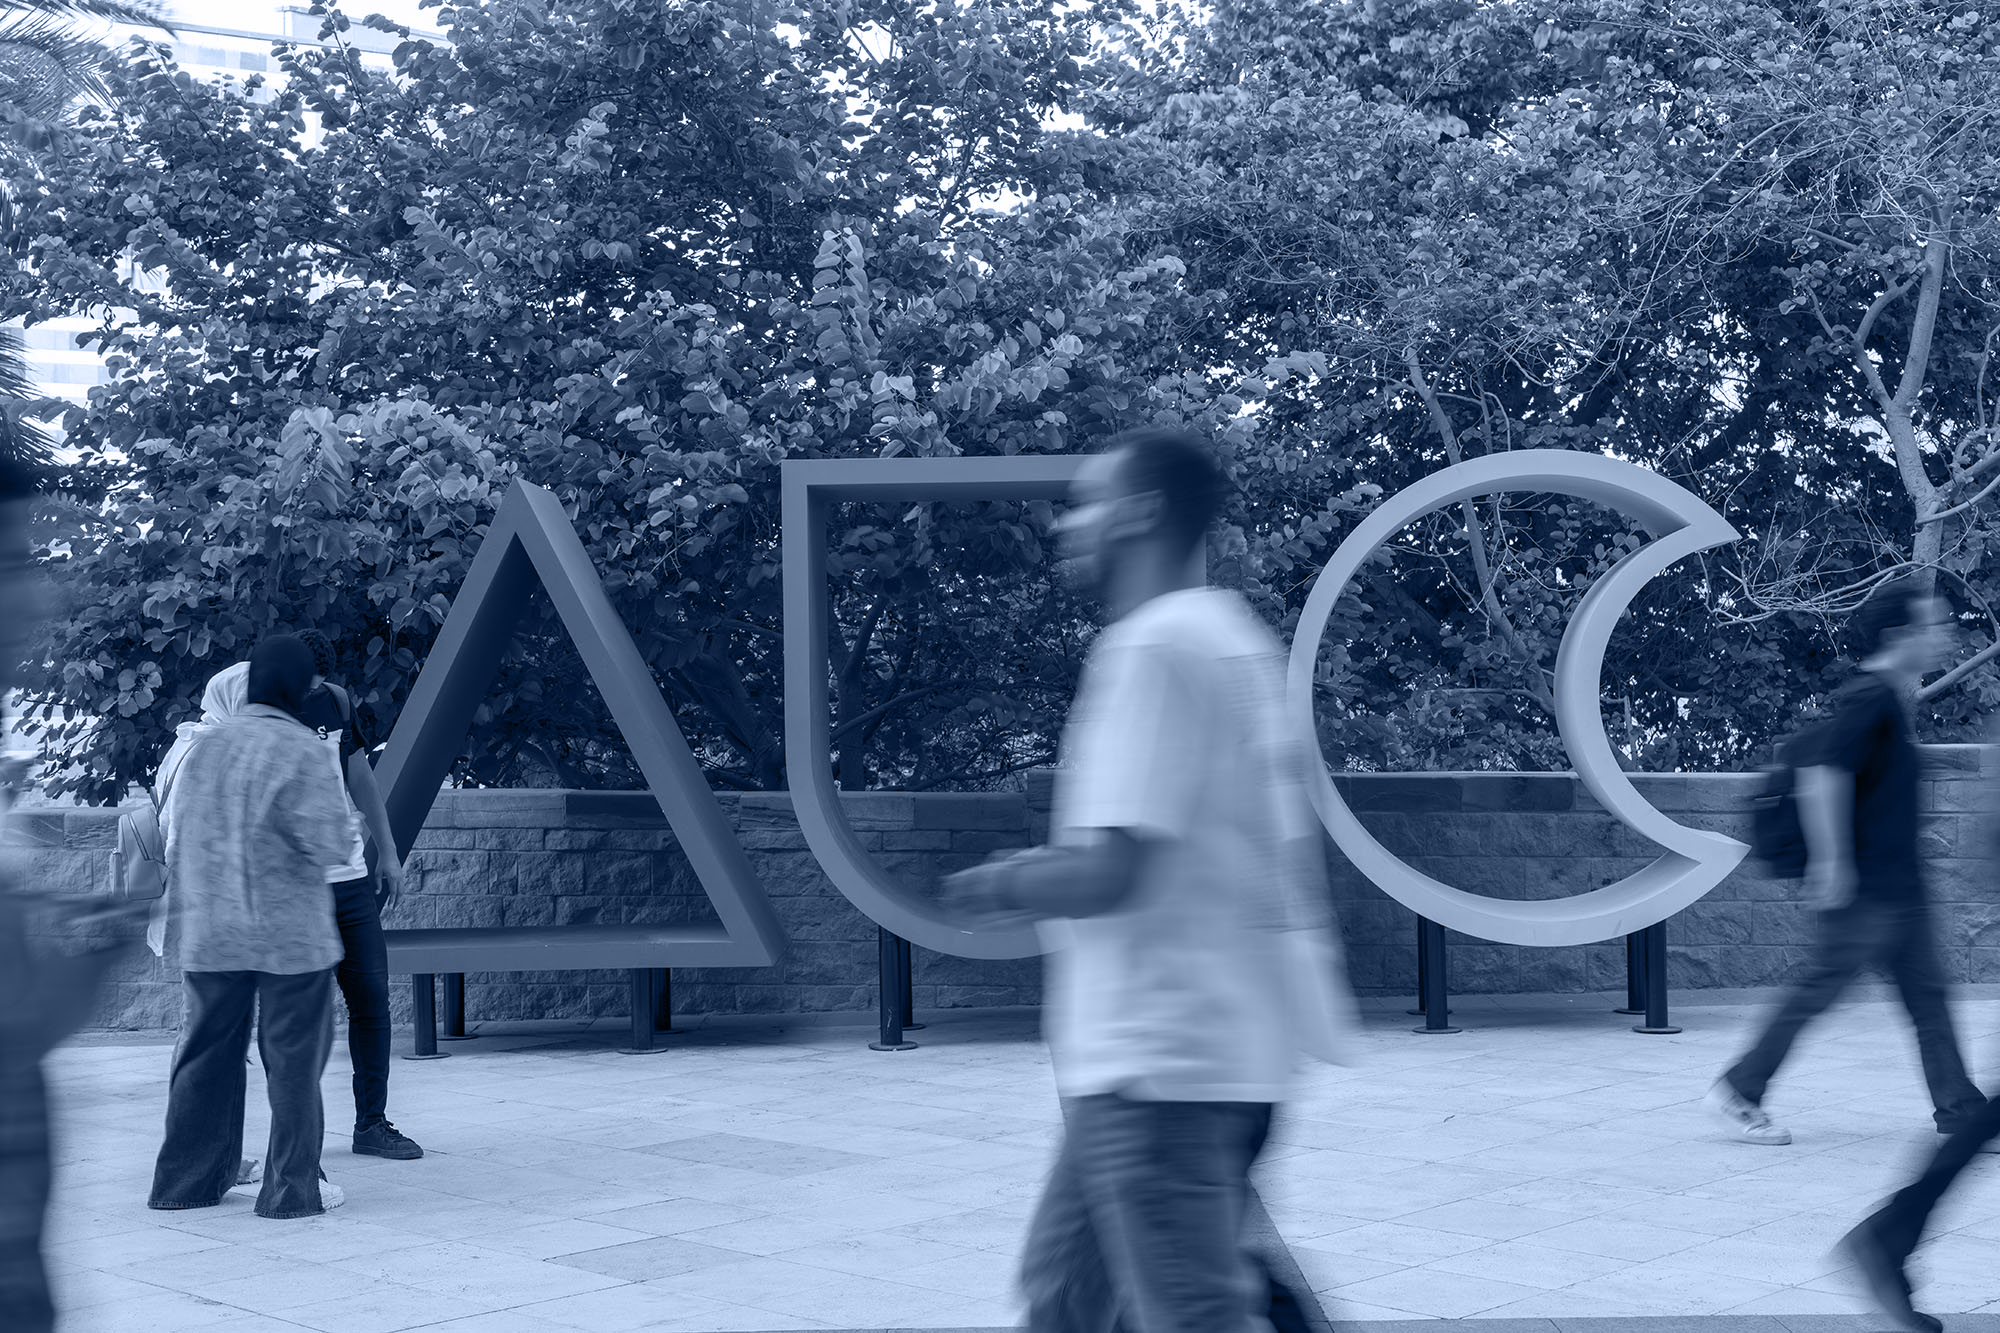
[1555,1264,1790,1315]
[581,1196,770,1236]
[1332,1267,1549,1318]
[641,1254,850,1305]
[1420,1240,1635,1291]
[543,1234,753,1280]
[1390,1199,1588,1241]
[472,1216,658,1259]
[48,990,2000,1328]
[1297,1219,1492,1267]
[1528,1217,1714,1263]
[1287,1245,1410,1293]
[512,1281,745,1330]
[329,1238,624,1305]
[271,1284,495,1333]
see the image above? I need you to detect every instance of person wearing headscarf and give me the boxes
[147,662,250,957]
[146,635,352,1219]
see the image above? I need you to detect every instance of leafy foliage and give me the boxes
[7,0,2000,802]
[5,0,1252,801]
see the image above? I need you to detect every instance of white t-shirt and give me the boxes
[1042,587,1357,1103]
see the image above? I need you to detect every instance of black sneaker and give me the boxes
[352,1121,424,1160]
[1837,1220,1941,1333]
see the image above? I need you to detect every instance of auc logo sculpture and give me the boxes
[373,450,1748,978]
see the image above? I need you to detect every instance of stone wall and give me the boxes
[9,745,1994,1032]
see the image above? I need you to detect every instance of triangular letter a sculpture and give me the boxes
[374,480,784,973]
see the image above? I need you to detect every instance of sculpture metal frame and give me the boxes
[782,455,1087,960]
[374,479,785,973]
[1285,449,1748,947]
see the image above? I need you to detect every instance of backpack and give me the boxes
[113,796,169,902]
[112,740,194,903]
[1748,726,1825,880]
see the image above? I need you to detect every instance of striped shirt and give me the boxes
[161,705,348,973]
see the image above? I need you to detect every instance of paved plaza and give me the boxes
[38,986,2000,1332]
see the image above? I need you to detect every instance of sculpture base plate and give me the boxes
[869,1040,918,1052]
[1632,1024,1683,1035]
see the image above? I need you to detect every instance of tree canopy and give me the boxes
[5,0,1998,803]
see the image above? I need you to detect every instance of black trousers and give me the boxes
[0,1062,52,1333]
[1724,897,1985,1129]
[1866,1090,2000,1260]
[148,969,334,1219]
[332,876,392,1130]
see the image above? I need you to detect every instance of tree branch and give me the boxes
[1404,347,1555,715]
[1917,638,2000,703]
[1891,217,1951,413]
[1850,273,1916,411]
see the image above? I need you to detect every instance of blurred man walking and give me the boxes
[1707,580,1986,1150]
[944,429,1354,1333]
[1837,712,2000,1333]
[0,457,145,1330]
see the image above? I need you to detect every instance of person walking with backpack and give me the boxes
[292,629,422,1162]
[1835,712,2000,1333]
[1707,580,1987,1150]
[942,429,1356,1332]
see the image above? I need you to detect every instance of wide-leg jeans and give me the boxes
[148,968,334,1219]
[1020,1093,1275,1333]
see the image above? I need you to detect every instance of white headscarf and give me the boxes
[154,662,250,806]
[146,662,250,957]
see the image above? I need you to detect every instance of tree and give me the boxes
[1070,0,2000,768]
[0,0,168,476]
[4,0,1258,803]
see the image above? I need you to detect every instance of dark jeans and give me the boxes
[1865,1090,2000,1260]
[1724,897,1984,1129]
[148,969,334,1219]
[333,875,392,1131]
[1021,1094,1274,1333]
[0,1062,52,1333]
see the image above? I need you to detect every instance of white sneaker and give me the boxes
[1706,1079,1791,1144]
[318,1181,346,1212]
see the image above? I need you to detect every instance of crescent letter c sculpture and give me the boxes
[1284,450,1749,947]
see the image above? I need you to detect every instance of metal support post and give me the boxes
[871,927,917,1051]
[619,968,669,1054]
[898,934,925,1032]
[1615,932,1647,1015]
[1409,916,1450,1019]
[402,973,448,1059]
[1632,920,1680,1034]
[439,972,475,1040]
[1414,917,1460,1034]
[652,968,684,1036]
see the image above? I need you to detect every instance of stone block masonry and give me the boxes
[11,745,1997,1032]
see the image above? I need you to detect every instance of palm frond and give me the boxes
[0,327,58,474]
[0,16,115,112]
[0,1,171,27]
